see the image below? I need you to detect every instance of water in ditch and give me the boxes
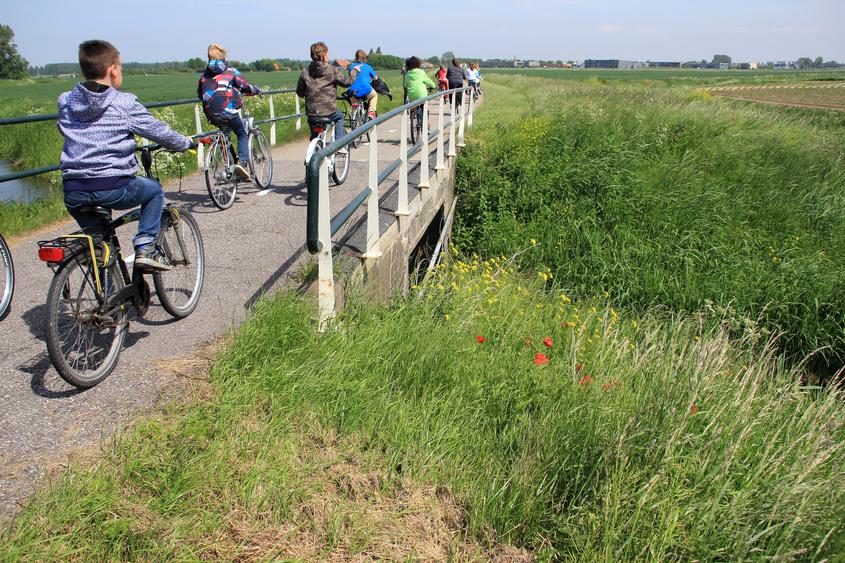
[0,160,60,204]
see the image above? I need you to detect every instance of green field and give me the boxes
[484,67,845,85]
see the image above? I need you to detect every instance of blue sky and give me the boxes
[3,0,843,66]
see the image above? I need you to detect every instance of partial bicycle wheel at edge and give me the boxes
[0,234,13,320]
[45,259,127,388]
[153,209,205,318]
[204,141,237,210]
[248,128,273,189]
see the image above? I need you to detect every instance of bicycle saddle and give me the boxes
[309,116,335,126]
[76,205,113,220]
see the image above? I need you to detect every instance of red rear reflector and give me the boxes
[312,127,325,134]
[199,137,212,145]
[38,247,65,262]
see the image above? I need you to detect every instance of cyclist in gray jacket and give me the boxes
[296,42,353,146]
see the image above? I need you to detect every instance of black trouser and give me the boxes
[448,83,463,108]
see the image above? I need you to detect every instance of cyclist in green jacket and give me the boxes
[403,57,437,102]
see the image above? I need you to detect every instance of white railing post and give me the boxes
[448,92,457,157]
[194,103,205,167]
[269,94,276,145]
[418,100,431,190]
[435,95,445,172]
[317,156,335,331]
[364,123,382,258]
[396,110,409,217]
[295,95,302,131]
[457,89,467,148]
[468,88,475,127]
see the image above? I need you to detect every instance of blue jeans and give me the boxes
[64,175,163,249]
[308,111,345,141]
[215,114,249,164]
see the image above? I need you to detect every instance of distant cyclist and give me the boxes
[404,56,437,102]
[446,57,468,108]
[348,49,379,120]
[296,42,353,148]
[58,40,195,272]
[467,62,482,98]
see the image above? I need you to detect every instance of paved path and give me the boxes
[0,102,458,517]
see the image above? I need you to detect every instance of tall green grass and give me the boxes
[2,261,843,559]
[455,76,845,370]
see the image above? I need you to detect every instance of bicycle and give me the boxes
[408,89,436,145]
[304,116,350,186]
[470,82,482,101]
[37,145,205,388]
[0,233,13,320]
[202,103,273,210]
[339,91,370,149]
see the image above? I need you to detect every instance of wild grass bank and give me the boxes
[2,259,843,559]
[455,75,845,371]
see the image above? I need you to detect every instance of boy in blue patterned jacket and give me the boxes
[197,43,261,180]
[58,40,195,272]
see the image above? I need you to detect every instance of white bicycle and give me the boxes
[304,116,350,186]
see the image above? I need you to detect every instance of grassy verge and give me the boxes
[2,258,843,559]
[455,75,845,371]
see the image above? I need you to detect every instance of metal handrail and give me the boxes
[306,86,468,253]
[0,88,301,185]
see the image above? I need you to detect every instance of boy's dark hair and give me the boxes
[310,42,328,62]
[407,56,421,70]
[79,40,120,80]
[452,58,461,67]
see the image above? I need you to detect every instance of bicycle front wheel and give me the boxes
[248,129,273,189]
[45,258,127,388]
[153,208,205,318]
[205,141,237,210]
[0,234,13,320]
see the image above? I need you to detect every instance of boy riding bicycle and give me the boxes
[348,50,379,120]
[404,56,437,103]
[58,40,195,272]
[296,42,353,148]
[198,43,261,181]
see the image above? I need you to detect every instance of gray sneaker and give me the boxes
[134,245,172,272]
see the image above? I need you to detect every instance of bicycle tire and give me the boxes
[0,234,13,320]
[331,144,350,185]
[248,128,273,189]
[409,110,417,145]
[45,258,127,388]
[153,209,205,319]
[204,140,237,210]
[351,108,364,149]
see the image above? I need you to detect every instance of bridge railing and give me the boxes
[306,85,475,328]
[0,88,304,187]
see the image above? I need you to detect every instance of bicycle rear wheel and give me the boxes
[204,141,237,210]
[153,208,204,318]
[248,128,273,189]
[0,234,13,320]
[351,108,365,149]
[331,146,350,185]
[410,110,421,145]
[45,258,126,388]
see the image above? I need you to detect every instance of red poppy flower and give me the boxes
[543,337,553,348]
[602,379,621,392]
[476,335,486,344]
[690,404,700,415]
[533,353,549,365]
[579,375,593,386]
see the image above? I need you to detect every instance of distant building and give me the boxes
[584,59,645,69]
[527,60,541,68]
[648,61,681,68]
